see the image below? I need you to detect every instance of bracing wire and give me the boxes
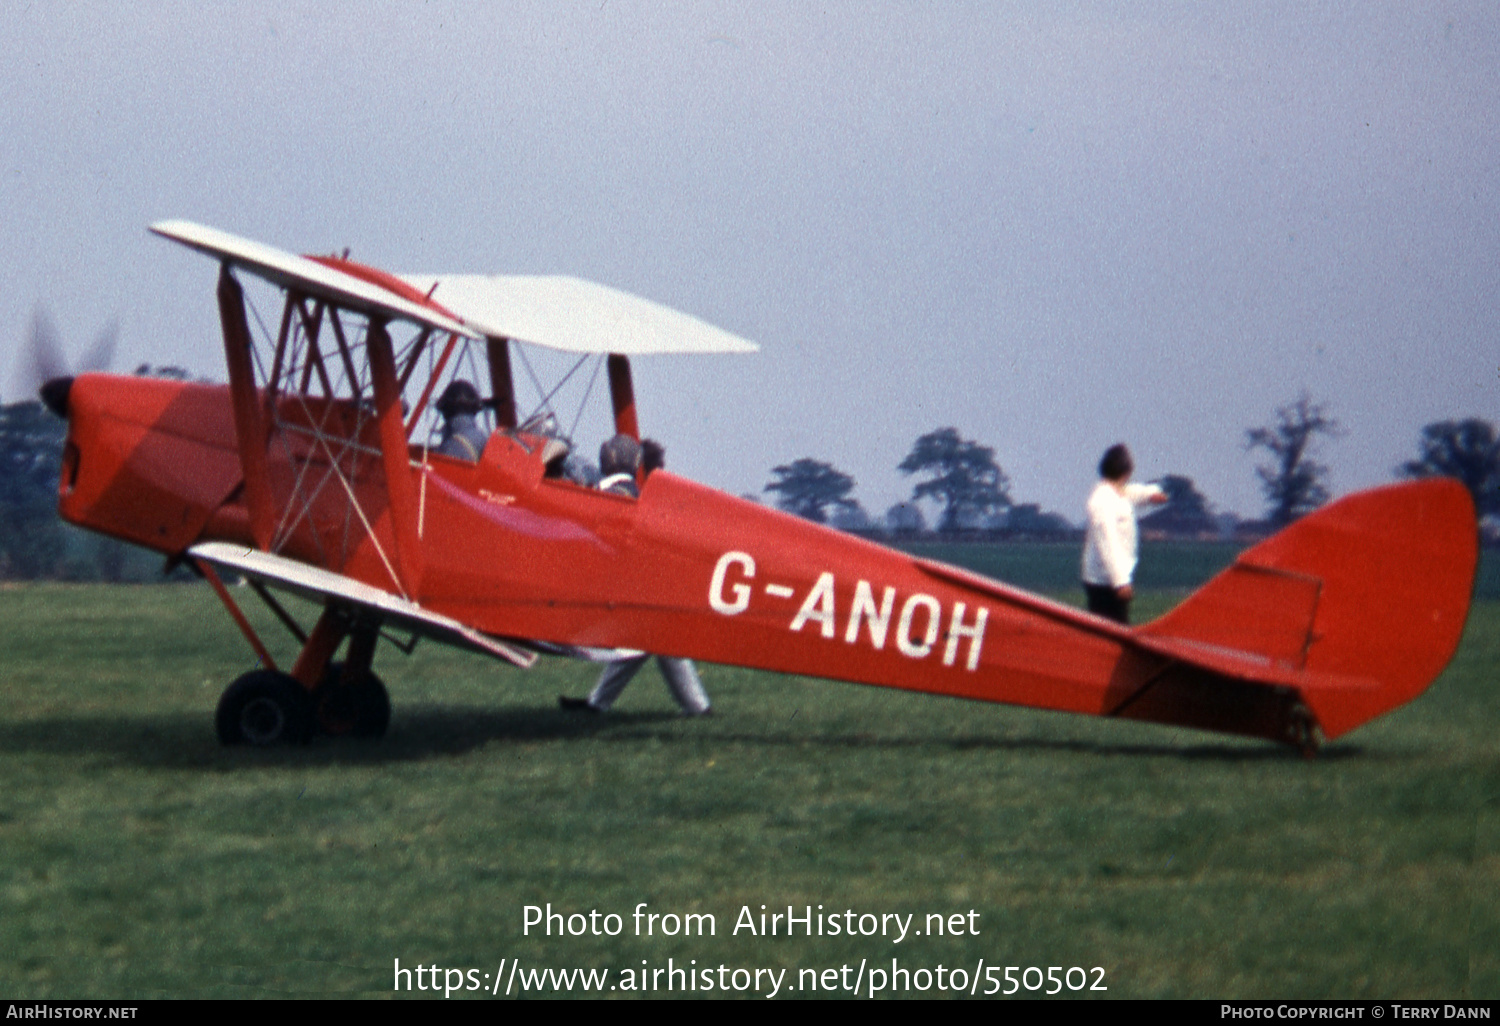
[568,354,605,443]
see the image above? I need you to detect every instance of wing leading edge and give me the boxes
[150,220,476,339]
[150,221,755,357]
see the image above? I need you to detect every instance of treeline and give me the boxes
[1,364,216,581]
[3,391,1498,581]
[0,399,170,581]
[762,395,1500,543]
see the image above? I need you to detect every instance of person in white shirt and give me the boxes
[1082,444,1167,624]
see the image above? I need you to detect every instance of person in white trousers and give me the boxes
[559,436,713,716]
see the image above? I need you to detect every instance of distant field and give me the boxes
[904,539,1500,600]
[900,539,1246,594]
[0,545,1496,998]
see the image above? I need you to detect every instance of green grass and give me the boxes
[1,559,1497,998]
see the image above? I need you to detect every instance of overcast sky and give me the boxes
[3,2,1496,521]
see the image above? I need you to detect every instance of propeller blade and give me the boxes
[12,306,121,406]
[80,320,118,373]
[24,306,68,392]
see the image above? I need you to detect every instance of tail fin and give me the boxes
[1137,478,1477,741]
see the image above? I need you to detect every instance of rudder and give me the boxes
[1139,479,1477,740]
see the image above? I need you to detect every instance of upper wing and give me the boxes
[398,274,758,355]
[151,220,476,340]
[150,220,754,355]
[189,541,537,669]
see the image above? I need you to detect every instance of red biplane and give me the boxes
[39,221,1477,753]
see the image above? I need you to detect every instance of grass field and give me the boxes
[1,547,1496,999]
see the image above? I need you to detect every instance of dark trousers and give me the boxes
[1084,583,1130,625]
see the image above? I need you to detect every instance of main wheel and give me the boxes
[216,670,314,746]
[313,662,391,739]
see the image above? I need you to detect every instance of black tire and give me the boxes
[216,670,314,746]
[313,662,391,739]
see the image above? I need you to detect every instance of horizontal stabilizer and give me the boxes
[1131,632,1379,695]
[189,542,537,669]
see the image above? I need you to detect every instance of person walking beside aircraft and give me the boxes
[1082,443,1167,625]
[559,436,713,716]
[433,380,488,460]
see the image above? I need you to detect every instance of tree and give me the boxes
[1398,418,1500,517]
[1139,474,1217,536]
[1246,394,1342,528]
[898,427,1010,533]
[0,400,67,579]
[1002,503,1076,538]
[829,501,873,531]
[884,502,926,536]
[764,458,858,523]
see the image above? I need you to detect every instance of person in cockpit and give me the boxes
[434,381,488,461]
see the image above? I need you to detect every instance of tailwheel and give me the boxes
[313,662,391,739]
[216,670,314,746]
[1286,700,1323,759]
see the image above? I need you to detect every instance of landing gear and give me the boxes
[215,670,314,746]
[214,663,391,746]
[201,567,395,746]
[312,662,391,739]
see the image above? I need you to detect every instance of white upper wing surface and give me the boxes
[150,221,754,356]
[400,274,757,355]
